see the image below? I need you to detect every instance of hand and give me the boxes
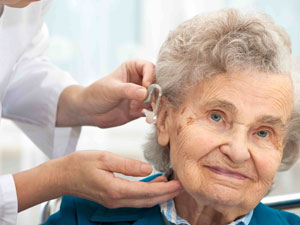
[57,150,183,208]
[56,59,155,127]
[13,150,182,212]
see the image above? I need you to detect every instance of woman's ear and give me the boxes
[156,97,171,147]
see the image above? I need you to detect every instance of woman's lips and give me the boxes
[205,166,249,180]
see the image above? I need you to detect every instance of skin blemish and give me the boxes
[177,124,183,136]
[186,117,196,126]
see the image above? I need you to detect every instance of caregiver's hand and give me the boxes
[56,59,154,128]
[13,150,183,211]
[60,151,183,208]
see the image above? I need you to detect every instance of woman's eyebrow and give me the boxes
[204,100,238,115]
[204,100,286,128]
[256,115,286,129]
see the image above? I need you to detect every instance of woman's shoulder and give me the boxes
[45,195,164,225]
[250,202,300,225]
[44,196,102,225]
[45,174,166,224]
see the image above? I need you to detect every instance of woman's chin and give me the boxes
[190,184,246,207]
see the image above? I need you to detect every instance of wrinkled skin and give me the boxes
[156,72,294,225]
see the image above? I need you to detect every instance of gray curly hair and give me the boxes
[144,8,300,175]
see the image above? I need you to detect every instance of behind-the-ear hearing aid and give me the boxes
[142,84,162,124]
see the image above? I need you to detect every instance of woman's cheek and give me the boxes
[250,146,281,184]
[181,127,221,157]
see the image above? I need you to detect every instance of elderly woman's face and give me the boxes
[158,72,293,209]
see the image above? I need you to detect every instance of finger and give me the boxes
[130,100,151,111]
[129,100,152,119]
[149,176,168,183]
[121,82,148,101]
[115,179,183,199]
[99,152,153,177]
[129,59,155,88]
[111,188,182,208]
[141,62,155,88]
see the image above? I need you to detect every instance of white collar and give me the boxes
[160,199,253,225]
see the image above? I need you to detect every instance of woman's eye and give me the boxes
[210,113,222,122]
[257,130,268,138]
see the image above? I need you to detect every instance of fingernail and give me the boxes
[136,88,147,99]
[141,163,152,174]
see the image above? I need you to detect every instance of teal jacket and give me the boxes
[45,197,300,225]
[45,175,300,225]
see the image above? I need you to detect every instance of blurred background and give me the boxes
[0,0,299,224]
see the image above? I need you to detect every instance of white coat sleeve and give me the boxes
[0,175,17,225]
[2,23,81,159]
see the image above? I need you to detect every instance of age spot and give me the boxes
[186,117,196,126]
[177,124,182,135]
[181,107,186,115]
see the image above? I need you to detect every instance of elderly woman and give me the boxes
[45,9,300,225]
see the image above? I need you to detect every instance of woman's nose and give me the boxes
[219,127,250,164]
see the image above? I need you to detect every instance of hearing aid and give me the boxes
[142,84,162,124]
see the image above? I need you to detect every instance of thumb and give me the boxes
[101,152,153,177]
[121,83,148,101]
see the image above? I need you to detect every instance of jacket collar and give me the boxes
[89,205,165,224]
[89,174,166,224]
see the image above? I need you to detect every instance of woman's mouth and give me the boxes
[205,166,249,180]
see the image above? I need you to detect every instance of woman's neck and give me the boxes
[174,191,248,225]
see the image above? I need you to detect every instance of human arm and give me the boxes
[2,0,179,215]
[13,150,182,212]
[5,54,182,211]
[55,59,154,128]
[2,21,80,159]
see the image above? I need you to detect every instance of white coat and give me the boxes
[0,1,80,224]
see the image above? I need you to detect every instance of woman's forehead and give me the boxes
[184,72,294,122]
